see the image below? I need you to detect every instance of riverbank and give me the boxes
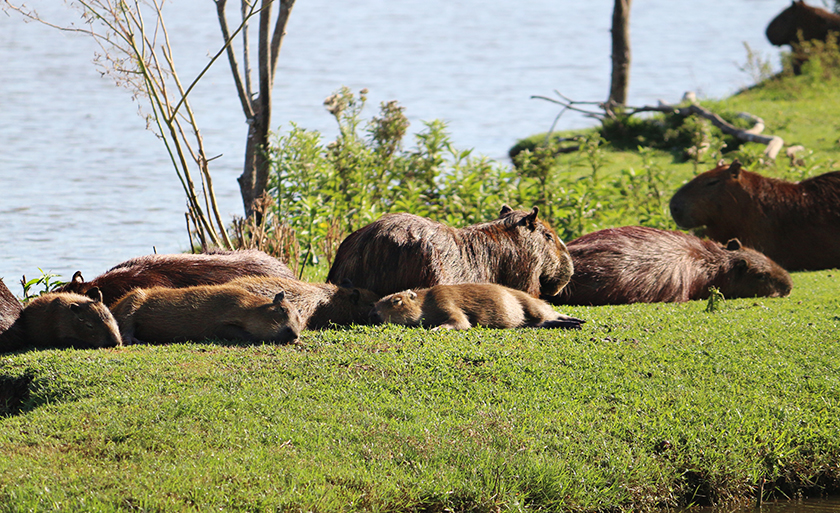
[2,67,840,513]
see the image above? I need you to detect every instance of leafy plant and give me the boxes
[20,269,65,303]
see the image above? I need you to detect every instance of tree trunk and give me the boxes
[608,0,632,106]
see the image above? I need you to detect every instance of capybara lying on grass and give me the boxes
[371,283,584,330]
[0,288,121,352]
[550,226,793,306]
[669,160,840,270]
[227,277,380,329]
[327,206,574,297]
[57,249,296,306]
[110,284,301,346]
[0,279,22,334]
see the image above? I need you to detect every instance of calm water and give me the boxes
[694,497,840,513]
[1,0,792,289]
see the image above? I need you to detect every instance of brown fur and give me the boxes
[371,283,584,330]
[766,1,840,47]
[669,160,840,270]
[1,289,121,352]
[227,277,380,330]
[110,284,302,345]
[550,226,793,306]
[0,279,22,334]
[57,249,295,307]
[327,205,574,298]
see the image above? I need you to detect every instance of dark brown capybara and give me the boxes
[371,283,584,330]
[549,226,793,306]
[56,249,296,307]
[766,1,840,47]
[0,278,23,334]
[326,205,574,298]
[110,284,302,346]
[669,160,840,271]
[226,277,380,330]
[0,288,122,352]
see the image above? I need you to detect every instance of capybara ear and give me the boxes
[725,238,742,251]
[390,296,403,305]
[273,290,286,303]
[728,160,742,179]
[86,287,104,303]
[71,271,85,284]
[339,278,355,289]
[524,207,539,230]
[499,205,514,217]
[408,290,417,300]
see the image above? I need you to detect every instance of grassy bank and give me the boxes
[3,67,840,512]
[1,270,839,511]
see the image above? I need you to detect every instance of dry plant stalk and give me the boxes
[4,0,247,248]
[230,194,300,275]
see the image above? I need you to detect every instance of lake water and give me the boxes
[0,0,794,289]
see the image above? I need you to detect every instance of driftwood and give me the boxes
[533,91,785,159]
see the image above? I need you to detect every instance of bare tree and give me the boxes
[608,0,632,107]
[215,0,296,219]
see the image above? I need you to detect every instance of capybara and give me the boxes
[669,160,840,270]
[766,1,840,48]
[0,288,122,352]
[226,277,380,330]
[0,278,22,334]
[57,249,296,307]
[110,284,302,345]
[326,205,574,297]
[371,283,584,330]
[550,226,793,306]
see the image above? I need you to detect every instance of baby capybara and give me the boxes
[327,205,574,298]
[0,288,122,352]
[227,277,380,330]
[110,284,302,346]
[57,249,296,306]
[371,283,584,330]
[550,226,793,306]
[0,278,22,334]
[669,160,840,270]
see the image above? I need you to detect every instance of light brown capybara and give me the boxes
[0,278,22,334]
[0,288,122,352]
[326,205,574,298]
[371,283,584,330]
[669,160,840,270]
[226,277,380,330]
[549,226,793,306]
[110,284,302,346]
[56,249,296,307]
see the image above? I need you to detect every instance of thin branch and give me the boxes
[215,0,257,119]
[269,0,296,78]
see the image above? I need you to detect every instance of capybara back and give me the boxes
[58,249,296,306]
[327,205,573,297]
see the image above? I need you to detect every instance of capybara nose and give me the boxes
[279,326,299,344]
[368,310,382,324]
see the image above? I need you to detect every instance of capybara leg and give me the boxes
[536,314,585,330]
[432,313,472,330]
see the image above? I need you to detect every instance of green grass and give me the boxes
[1,269,839,512]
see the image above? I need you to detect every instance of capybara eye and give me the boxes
[544,232,554,242]
[705,179,720,187]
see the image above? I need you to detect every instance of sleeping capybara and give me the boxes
[326,205,573,297]
[0,288,122,352]
[0,278,22,334]
[110,284,302,345]
[371,283,584,330]
[669,160,840,270]
[226,277,380,329]
[57,249,296,307]
[550,226,793,306]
